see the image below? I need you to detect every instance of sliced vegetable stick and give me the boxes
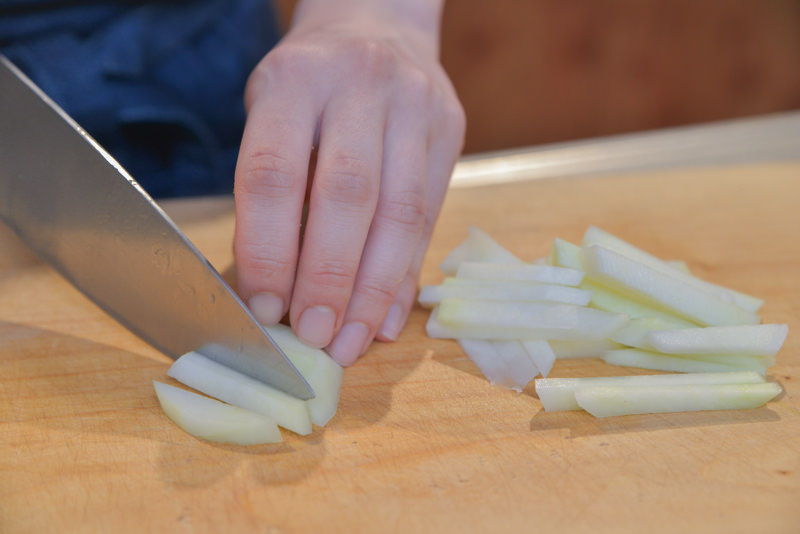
[582,226,763,312]
[153,381,283,445]
[575,382,782,417]
[458,340,504,388]
[265,324,343,427]
[417,278,592,308]
[582,245,760,326]
[548,339,624,359]
[646,324,789,356]
[458,339,538,392]
[603,348,760,374]
[167,351,313,436]
[456,261,585,286]
[548,238,693,278]
[436,299,628,340]
[440,226,523,275]
[550,237,728,328]
[610,317,691,350]
[521,340,556,378]
[676,353,774,372]
[667,260,691,273]
[582,280,697,327]
[535,371,765,412]
[548,238,584,270]
[493,340,541,388]
[427,305,621,341]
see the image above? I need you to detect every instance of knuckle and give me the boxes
[377,189,427,233]
[309,259,359,291]
[238,149,301,199]
[345,38,397,81]
[445,99,468,139]
[245,45,316,107]
[430,96,467,154]
[260,46,300,73]
[244,56,280,108]
[250,255,295,278]
[237,248,296,290]
[400,67,435,107]
[252,45,310,80]
[317,153,377,206]
[355,277,398,308]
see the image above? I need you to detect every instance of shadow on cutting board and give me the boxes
[0,321,328,488]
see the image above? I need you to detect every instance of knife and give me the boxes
[0,56,313,400]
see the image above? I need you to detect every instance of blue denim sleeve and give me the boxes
[1,0,281,197]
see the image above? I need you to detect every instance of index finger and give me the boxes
[234,86,319,325]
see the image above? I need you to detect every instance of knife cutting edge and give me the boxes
[0,56,314,400]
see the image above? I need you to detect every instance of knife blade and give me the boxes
[0,56,313,400]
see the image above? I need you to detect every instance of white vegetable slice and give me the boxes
[153,381,283,445]
[582,245,760,326]
[167,351,313,436]
[265,324,343,427]
[417,278,592,308]
[603,348,762,374]
[455,262,585,286]
[582,227,688,274]
[646,324,789,357]
[667,260,691,273]
[676,353,774,372]
[574,382,782,417]
[581,280,696,327]
[425,306,455,338]
[548,339,624,359]
[535,371,765,412]
[434,298,628,340]
[547,239,693,277]
[458,339,539,392]
[548,239,698,327]
[609,317,691,350]
[582,226,763,312]
[547,238,584,270]
[440,226,524,275]
[521,340,556,377]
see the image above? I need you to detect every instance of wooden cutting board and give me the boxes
[1,162,798,533]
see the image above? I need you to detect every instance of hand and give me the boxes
[233,0,465,365]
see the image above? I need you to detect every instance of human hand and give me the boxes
[233,0,465,365]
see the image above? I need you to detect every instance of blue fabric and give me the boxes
[1,0,281,197]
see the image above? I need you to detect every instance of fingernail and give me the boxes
[378,303,404,341]
[248,292,284,325]
[328,322,370,366]
[296,306,336,348]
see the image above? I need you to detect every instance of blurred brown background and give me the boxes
[276,0,800,155]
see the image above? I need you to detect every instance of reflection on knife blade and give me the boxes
[0,55,313,400]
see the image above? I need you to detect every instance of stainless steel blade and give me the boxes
[0,56,313,399]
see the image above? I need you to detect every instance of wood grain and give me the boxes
[1,163,799,533]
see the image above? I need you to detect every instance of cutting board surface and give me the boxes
[1,163,799,533]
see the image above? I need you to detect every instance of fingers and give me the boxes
[371,135,455,347]
[328,80,466,364]
[288,85,387,349]
[371,90,466,347]
[233,75,319,325]
[325,100,429,363]
[234,35,467,367]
